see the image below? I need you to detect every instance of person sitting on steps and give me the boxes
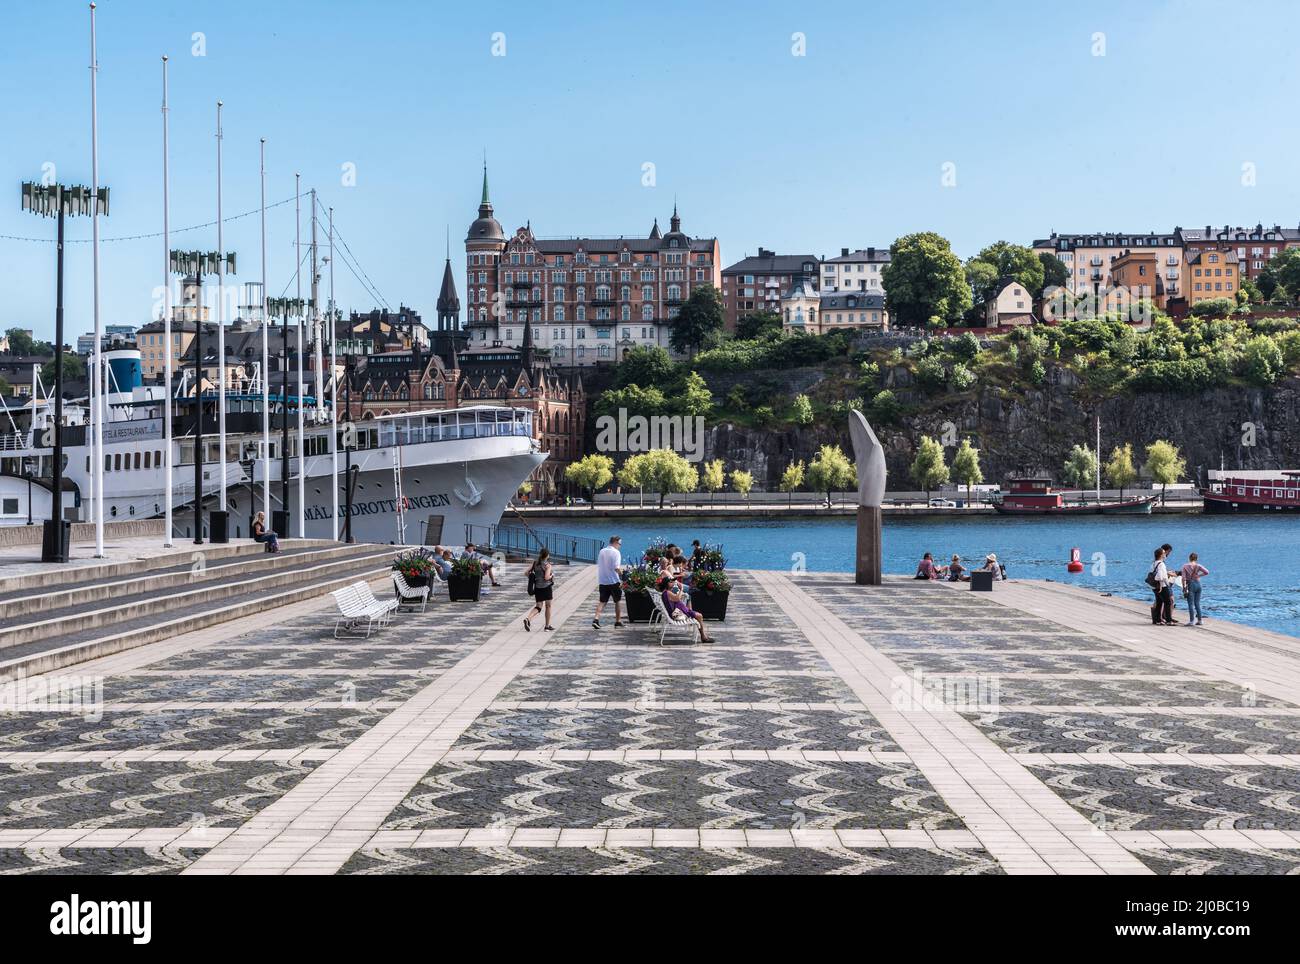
[252,511,280,553]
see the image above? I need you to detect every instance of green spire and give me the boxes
[481,162,490,206]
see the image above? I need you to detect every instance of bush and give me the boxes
[915,356,947,391]
[1130,357,1215,392]
[950,362,977,391]
[867,389,902,425]
[1190,298,1236,320]
[1240,335,1285,386]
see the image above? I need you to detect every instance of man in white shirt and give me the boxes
[593,535,625,629]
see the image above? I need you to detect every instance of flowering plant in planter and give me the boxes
[692,568,731,593]
[692,545,727,573]
[450,555,485,580]
[392,548,437,582]
[643,537,672,563]
[621,565,660,593]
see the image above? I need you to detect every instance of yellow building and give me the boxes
[1185,249,1238,305]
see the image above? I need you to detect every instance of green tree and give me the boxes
[612,345,676,390]
[965,241,1046,303]
[564,453,614,508]
[624,448,698,509]
[1240,334,1285,386]
[679,370,713,416]
[1267,247,1300,300]
[1062,443,1098,491]
[881,232,972,327]
[1104,443,1138,501]
[1144,440,1185,505]
[0,376,10,396]
[951,438,983,506]
[730,468,754,501]
[910,435,950,502]
[734,310,782,341]
[4,328,36,356]
[790,393,814,425]
[617,454,652,508]
[594,383,666,419]
[41,352,85,385]
[806,444,856,504]
[1038,252,1070,293]
[669,284,724,358]
[778,459,805,505]
[700,458,725,506]
[867,388,902,425]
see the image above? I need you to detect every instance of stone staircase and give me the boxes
[0,541,398,678]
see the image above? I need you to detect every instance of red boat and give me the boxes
[1201,470,1300,513]
[993,477,1157,515]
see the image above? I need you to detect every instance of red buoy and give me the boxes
[1067,547,1084,573]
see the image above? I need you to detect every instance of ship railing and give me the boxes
[465,523,603,564]
[376,410,532,448]
[0,432,31,451]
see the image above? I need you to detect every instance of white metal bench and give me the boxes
[648,589,701,646]
[391,571,431,613]
[330,584,392,638]
[354,581,399,626]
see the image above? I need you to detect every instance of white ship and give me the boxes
[0,348,545,544]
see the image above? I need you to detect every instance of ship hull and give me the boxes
[1202,493,1300,514]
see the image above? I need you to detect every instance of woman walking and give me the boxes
[1180,552,1210,626]
[523,548,555,631]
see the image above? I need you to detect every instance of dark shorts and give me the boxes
[599,583,623,603]
[533,586,553,603]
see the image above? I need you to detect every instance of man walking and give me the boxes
[593,535,625,629]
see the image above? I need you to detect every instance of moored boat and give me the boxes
[1201,470,1300,513]
[993,477,1157,515]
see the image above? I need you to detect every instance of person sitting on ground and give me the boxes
[979,553,1005,579]
[252,511,280,553]
[946,554,969,582]
[690,539,706,568]
[658,575,714,643]
[461,543,500,587]
[915,552,941,580]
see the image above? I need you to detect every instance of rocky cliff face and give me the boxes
[698,371,1300,487]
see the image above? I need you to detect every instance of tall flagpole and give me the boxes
[259,139,270,521]
[311,190,323,422]
[294,173,304,538]
[89,2,105,558]
[215,100,227,514]
[328,206,338,538]
[161,55,174,547]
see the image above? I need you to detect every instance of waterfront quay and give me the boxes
[1,562,1298,875]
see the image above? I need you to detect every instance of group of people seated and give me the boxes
[648,541,715,643]
[427,542,502,588]
[915,551,1005,582]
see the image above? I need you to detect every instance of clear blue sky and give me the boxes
[3,0,1298,342]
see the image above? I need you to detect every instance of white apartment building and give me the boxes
[820,246,890,293]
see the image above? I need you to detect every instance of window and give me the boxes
[1,498,18,515]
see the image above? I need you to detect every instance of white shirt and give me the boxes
[597,545,622,585]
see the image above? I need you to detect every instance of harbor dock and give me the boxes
[1,558,1297,875]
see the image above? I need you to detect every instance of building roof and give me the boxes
[532,236,716,255]
[1177,223,1300,243]
[1033,232,1179,249]
[1186,249,1240,265]
[723,250,819,276]
[819,291,885,310]
[823,247,890,264]
[436,259,460,314]
[783,277,818,300]
[466,167,505,243]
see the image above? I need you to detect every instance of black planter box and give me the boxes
[623,589,654,623]
[691,588,729,621]
[403,573,430,588]
[447,574,481,602]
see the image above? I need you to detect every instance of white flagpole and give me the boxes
[89,2,104,558]
[259,139,270,521]
[328,206,338,538]
[215,100,227,513]
[162,55,174,547]
[311,190,323,423]
[294,173,304,539]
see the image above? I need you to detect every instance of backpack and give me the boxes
[1144,567,1159,589]
[526,563,537,597]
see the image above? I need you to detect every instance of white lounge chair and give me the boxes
[392,571,431,613]
[354,581,399,625]
[648,589,701,646]
[330,585,391,638]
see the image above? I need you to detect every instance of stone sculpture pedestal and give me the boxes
[855,505,882,586]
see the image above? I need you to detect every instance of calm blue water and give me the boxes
[542,515,1300,637]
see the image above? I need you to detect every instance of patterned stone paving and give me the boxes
[3,563,1300,875]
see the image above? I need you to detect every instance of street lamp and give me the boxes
[20,180,109,563]
[170,249,235,544]
[268,295,304,537]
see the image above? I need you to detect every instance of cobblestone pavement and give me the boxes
[2,565,1299,875]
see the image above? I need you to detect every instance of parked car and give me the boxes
[929,498,957,508]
